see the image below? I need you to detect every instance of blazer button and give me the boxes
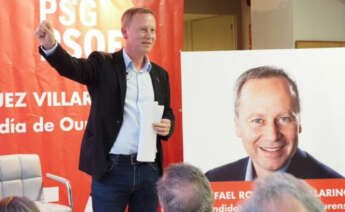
[116,120,121,125]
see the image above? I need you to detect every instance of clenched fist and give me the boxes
[35,20,56,50]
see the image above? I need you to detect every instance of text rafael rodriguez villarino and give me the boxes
[0,91,90,134]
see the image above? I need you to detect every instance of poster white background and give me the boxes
[181,48,345,176]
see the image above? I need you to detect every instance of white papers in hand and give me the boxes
[137,102,164,162]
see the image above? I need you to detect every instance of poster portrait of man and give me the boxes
[205,65,343,181]
[181,48,345,181]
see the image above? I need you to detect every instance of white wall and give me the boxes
[293,0,345,42]
[251,0,345,49]
[251,0,294,49]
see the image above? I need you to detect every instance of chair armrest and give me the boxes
[46,173,73,210]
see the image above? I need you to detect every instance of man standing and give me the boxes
[206,66,343,181]
[35,7,175,212]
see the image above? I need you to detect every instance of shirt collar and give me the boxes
[244,157,291,181]
[122,48,152,73]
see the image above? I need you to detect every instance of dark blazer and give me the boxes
[206,148,343,181]
[40,45,175,179]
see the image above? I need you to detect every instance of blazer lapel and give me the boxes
[112,50,127,110]
[150,68,159,102]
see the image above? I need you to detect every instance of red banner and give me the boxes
[211,179,345,212]
[0,0,183,211]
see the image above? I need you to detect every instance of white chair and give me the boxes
[84,196,93,212]
[0,154,73,212]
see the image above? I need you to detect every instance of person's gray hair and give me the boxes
[239,173,325,212]
[156,163,213,212]
[234,66,300,117]
[121,7,155,29]
[0,196,40,212]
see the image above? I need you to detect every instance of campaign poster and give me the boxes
[181,48,345,211]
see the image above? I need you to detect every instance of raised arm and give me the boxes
[35,20,56,50]
[34,21,102,85]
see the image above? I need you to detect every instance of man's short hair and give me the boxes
[0,196,40,212]
[121,7,155,29]
[239,173,325,212]
[234,66,300,116]
[156,163,213,212]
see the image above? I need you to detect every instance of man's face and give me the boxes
[122,13,156,55]
[235,77,301,176]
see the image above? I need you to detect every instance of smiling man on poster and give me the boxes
[206,66,343,182]
[35,7,175,212]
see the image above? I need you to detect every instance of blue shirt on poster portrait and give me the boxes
[244,158,291,181]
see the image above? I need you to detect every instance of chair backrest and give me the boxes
[0,154,43,201]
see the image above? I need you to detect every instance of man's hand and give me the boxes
[35,20,56,50]
[153,119,171,136]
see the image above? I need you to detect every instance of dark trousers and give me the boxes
[91,155,159,212]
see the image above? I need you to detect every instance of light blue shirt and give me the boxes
[109,49,154,155]
[244,158,291,181]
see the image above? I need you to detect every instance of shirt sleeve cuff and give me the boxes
[40,42,58,56]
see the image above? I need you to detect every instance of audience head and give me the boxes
[239,173,325,212]
[157,163,213,212]
[0,196,40,212]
